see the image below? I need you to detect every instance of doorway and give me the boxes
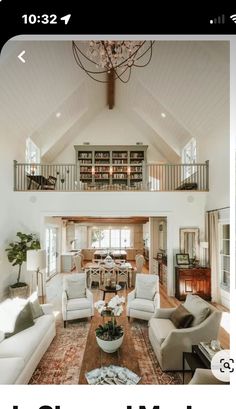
[46,227,58,279]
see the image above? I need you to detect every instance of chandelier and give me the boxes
[72,40,154,83]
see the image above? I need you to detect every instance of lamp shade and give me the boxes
[200,242,209,249]
[27,249,46,270]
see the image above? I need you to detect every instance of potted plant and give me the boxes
[5,232,40,298]
[95,316,124,353]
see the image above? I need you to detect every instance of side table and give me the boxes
[182,345,211,384]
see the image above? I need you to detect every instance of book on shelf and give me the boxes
[198,341,222,361]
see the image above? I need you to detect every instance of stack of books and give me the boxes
[198,341,222,361]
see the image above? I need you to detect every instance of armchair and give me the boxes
[62,273,93,327]
[148,295,222,371]
[126,273,160,321]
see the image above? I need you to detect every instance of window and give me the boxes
[182,137,197,179]
[25,137,40,163]
[90,227,131,248]
[219,223,230,292]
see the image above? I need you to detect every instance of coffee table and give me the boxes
[100,284,122,300]
[78,316,141,384]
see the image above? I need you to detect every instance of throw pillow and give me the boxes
[29,299,44,320]
[0,297,27,333]
[183,295,210,326]
[136,275,157,300]
[66,280,86,299]
[27,292,44,319]
[5,303,35,338]
[170,304,194,329]
[0,330,4,343]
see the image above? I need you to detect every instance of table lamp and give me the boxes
[27,249,46,303]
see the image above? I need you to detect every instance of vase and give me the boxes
[96,334,124,353]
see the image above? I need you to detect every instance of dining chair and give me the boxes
[87,267,103,288]
[115,266,129,289]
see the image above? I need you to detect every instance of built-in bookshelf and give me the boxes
[74,145,148,189]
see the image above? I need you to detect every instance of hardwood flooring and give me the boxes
[79,316,141,384]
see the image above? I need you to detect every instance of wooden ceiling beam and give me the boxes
[107,68,115,109]
[60,216,149,225]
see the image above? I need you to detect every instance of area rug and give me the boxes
[29,320,90,384]
[130,321,181,384]
[29,319,182,385]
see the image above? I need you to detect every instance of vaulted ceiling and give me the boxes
[0,39,229,163]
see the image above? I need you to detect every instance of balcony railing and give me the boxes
[13,160,209,192]
[146,162,209,191]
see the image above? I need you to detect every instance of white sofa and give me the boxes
[0,304,56,384]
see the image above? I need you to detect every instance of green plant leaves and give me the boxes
[95,320,123,341]
[5,232,40,283]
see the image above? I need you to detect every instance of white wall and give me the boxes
[54,108,166,164]
[198,119,229,210]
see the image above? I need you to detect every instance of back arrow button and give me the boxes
[18,50,26,63]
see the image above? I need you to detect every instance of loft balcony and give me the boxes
[13,160,209,192]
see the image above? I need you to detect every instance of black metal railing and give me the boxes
[146,161,209,191]
[13,160,209,192]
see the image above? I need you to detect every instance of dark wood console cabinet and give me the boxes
[175,266,211,301]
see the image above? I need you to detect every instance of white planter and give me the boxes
[96,334,124,353]
[9,284,29,299]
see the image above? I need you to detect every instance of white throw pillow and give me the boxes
[66,280,86,299]
[136,276,156,300]
[0,298,26,333]
[183,295,210,326]
[0,330,4,343]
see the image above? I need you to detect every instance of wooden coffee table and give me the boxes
[78,316,141,384]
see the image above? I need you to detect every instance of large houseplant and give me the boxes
[5,232,40,298]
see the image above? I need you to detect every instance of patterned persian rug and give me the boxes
[29,319,182,385]
[130,321,181,384]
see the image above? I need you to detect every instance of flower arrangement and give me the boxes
[94,296,125,342]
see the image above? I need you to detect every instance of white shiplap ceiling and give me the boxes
[0,40,229,163]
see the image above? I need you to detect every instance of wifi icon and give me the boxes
[230,14,236,23]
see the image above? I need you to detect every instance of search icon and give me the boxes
[220,360,230,371]
[211,350,233,382]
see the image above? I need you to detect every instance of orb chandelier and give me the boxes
[72,40,154,83]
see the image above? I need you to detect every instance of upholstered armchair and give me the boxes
[148,294,222,371]
[62,273,94,327]
[126,273,160,321]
